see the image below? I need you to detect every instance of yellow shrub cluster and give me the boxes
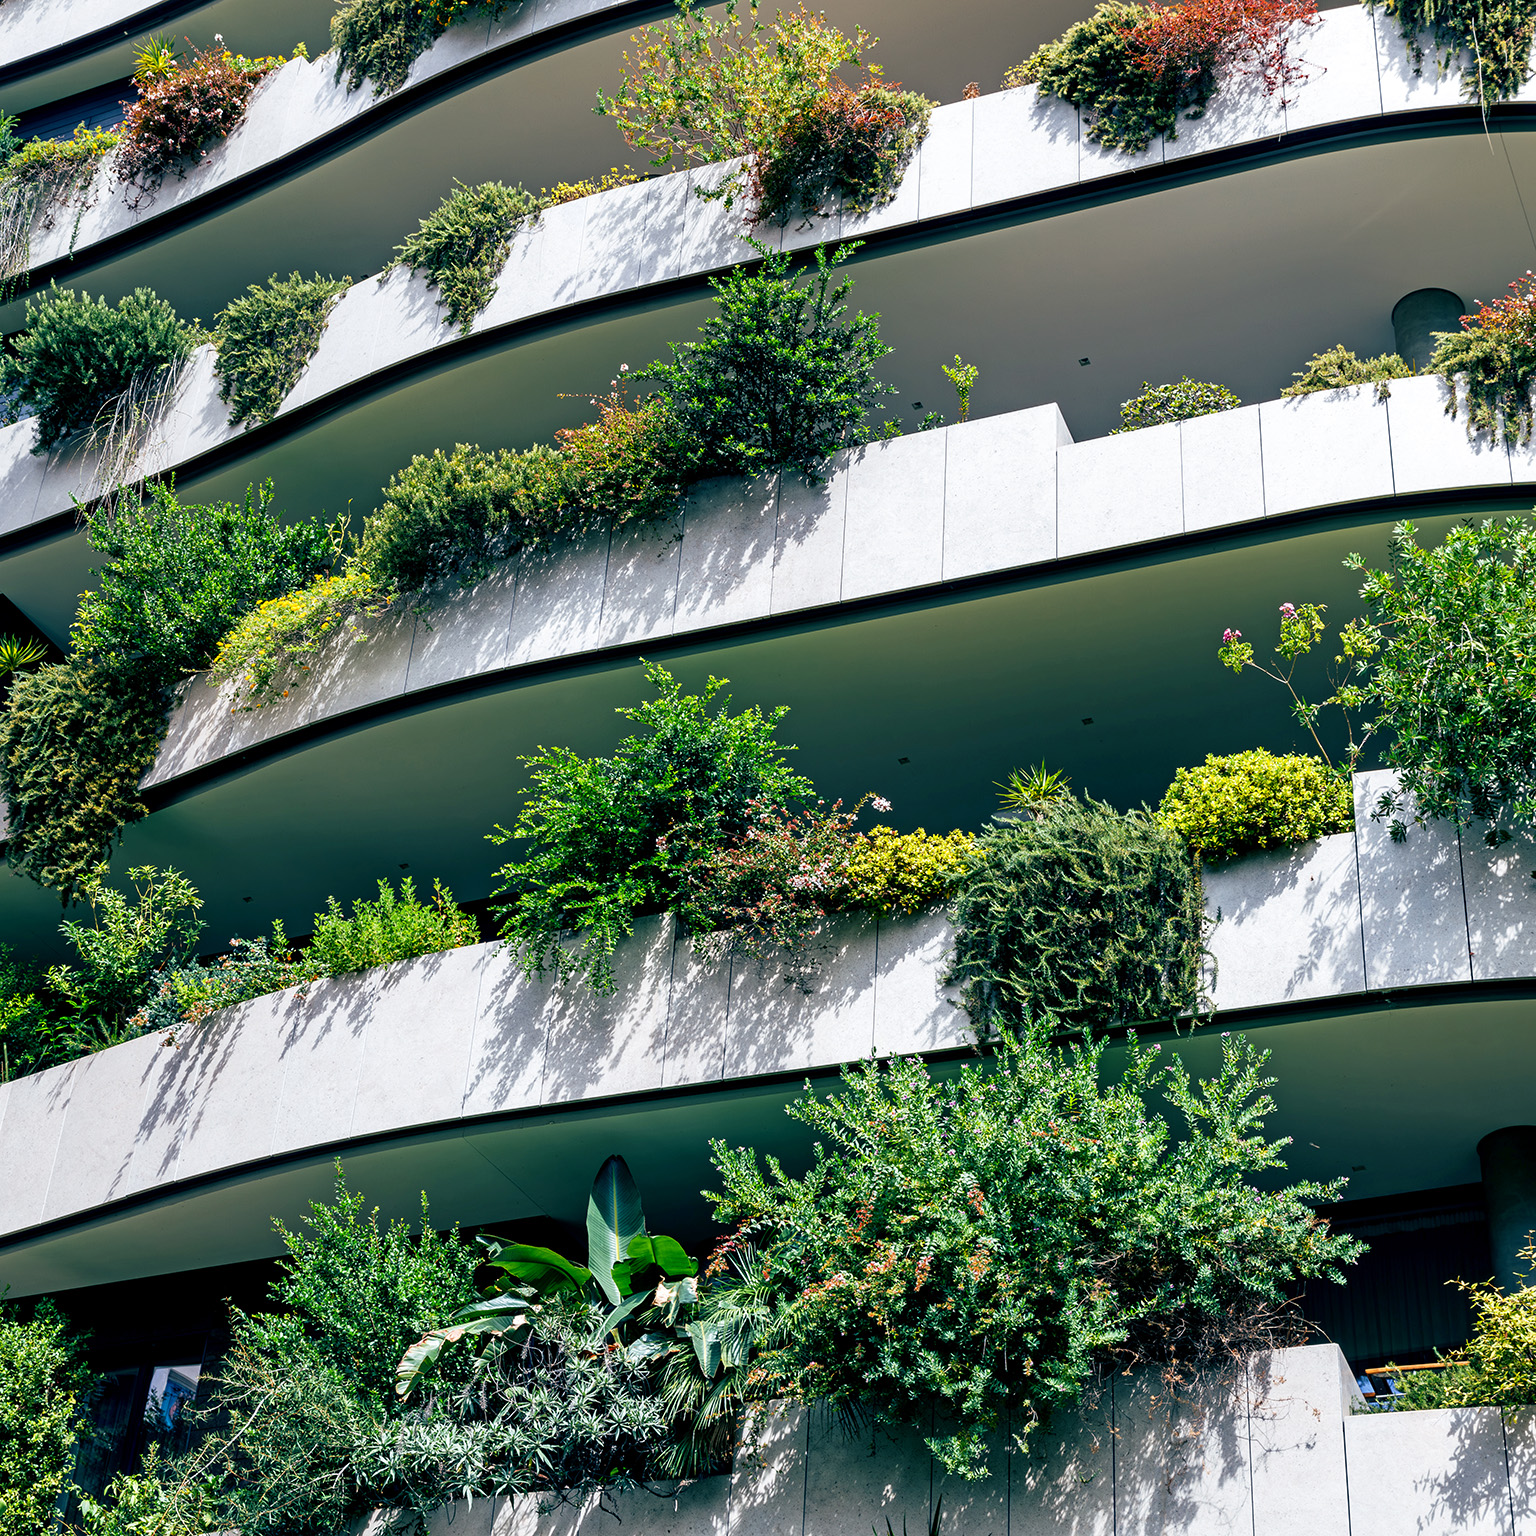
[210,565,387,709]
[1156,749,1353,863]
[840,825,974,917]
[542,168,643,207]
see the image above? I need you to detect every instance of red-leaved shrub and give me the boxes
[1129,0,1318,109]
[116,47,276,194]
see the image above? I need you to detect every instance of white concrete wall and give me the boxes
[348,1344,1536,1536]
[0,906,963,1239]
[135,373,1522,793]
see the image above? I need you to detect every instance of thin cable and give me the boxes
[1499,129,1536,260]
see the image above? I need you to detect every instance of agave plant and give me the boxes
[0,633,47,677]
[996,761,1072,815]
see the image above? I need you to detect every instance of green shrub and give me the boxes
[839,825,974,916]
[0,662,171,900]
[213,272,352,427]
[642,242,896,479]
[1282,343,1413,399]
[708,1022,1362,1479]
[1348,516,1536,841]
[0,1301,94,1536]
[131,927,317,1036]
[74,481,334,683]
[392,180,540,333]
[332,0,506,96]
[206,1170,481,1533]
[306,877,479,975]
[947,794,1207,1033]
[1113,377,1240,433]
[77,1447,220,1535]
[1367,0,1536,105]
[0,945,56,1082]
[359,441,556,595]
[1157,750,1353,862]
[491,661,814,991]
[0,285,196,452]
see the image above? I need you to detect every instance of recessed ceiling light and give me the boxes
[897,756,910,764]
[1081,717,1094,726]
[399,862,410,869]
[911,402,923,411]
[1078,357,1091,366]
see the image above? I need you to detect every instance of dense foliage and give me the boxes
[1432,273,1536,445]
[0,285,195,452]
[1113,376,1240,432]
[642,242,896,479]
[597,1,929,222]
[307,877,479,974]
[116,44,279,193]
[1009,0,1318,153]
[1157,749,1353,861]
[839,824,974,915]
[1367,0,1536,105]
[213,272,353,427]
[392,180,540,334]
[947,794,1207,1033]
[358,441,557,595]
[1347,517,1536,841]
[0,484,331,897]
[332,0,505,95]
[491,662,814,990]
[0,1302,94,1536]
[1281,342,1413,398]
[708,1023,1362,1477]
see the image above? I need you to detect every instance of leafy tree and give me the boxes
[708,1023,1363,1478]
[490,660,814,990]
[1347,516,1536,842]
[641,242,896,480]
[0,286,195,451]
[0,1301,94,1536]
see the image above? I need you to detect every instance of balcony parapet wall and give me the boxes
[115,373,1527,801]
[380,1345,1536,1536]
[2,771,1533,1253]
[0,5,1517,357]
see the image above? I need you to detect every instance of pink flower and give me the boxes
[1279,603,1296,618]
[1222,628,1241,643]
[872,796,892,812]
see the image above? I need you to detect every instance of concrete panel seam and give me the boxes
[1350,822,1369,993]
[1255,403,1268,516]
[1457,821,1477,980]
[36,1076,71,1235]
[342,995,372,1139]
[1502,1414,1518,1536]
[457,947,491,1117]
[1341,1418,1354,1536]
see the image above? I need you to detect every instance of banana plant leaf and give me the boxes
[587,1155,646,1305]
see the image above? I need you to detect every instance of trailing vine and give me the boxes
[213,272,353,427]
[1367,0,1536,106]
[1433,273,1536,444]
[0,126,119,301]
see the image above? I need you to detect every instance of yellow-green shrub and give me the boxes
[1156,749,1352,862]
[209,565,386,708]
[840,825,974,917]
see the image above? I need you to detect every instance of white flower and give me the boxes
[872,796,892,812]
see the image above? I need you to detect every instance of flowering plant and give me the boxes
[116,44,279,194]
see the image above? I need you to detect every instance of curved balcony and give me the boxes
[2,770,1534,1299]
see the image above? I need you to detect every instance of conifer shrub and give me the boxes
[708,1022,1363,1478]
[1282,343,1413,399]
[1157,749,1353,862]
[0,285,195,452]
[213,272,352,427]
[1433,273,1536,446]
[947,794,1207,1033]
[1112,377,1240,432]
[392,180,540,333]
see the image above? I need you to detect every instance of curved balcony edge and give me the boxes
[2,769,1534,1258]
[125,373,1536,808]
[5,6,1524,324]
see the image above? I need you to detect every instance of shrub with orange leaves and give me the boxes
[1434,271,1536,445]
